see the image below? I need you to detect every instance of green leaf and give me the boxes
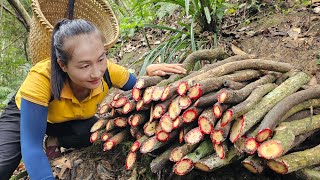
[185,0,190,16]
[144,24,185,34]
[203,6,212,24]
[190,20,196,52]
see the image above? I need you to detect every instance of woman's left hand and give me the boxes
[146,63,187,76]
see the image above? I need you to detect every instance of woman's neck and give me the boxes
[68,79,90,102]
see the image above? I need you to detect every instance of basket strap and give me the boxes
[68,0,75,20]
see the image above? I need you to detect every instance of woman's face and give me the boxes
[59,32,107,90]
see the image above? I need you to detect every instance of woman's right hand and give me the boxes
[146,63,187,76]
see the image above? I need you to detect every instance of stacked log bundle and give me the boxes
[91,48,320,178]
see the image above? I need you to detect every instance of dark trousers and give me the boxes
[0,97,98,180]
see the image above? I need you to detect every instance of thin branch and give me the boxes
[1,3,25,26]
[7,0,31,31]
[0,32,27,54]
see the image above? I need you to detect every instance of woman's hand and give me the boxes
[146,63,187,76]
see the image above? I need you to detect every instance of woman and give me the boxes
[0,19,186,180]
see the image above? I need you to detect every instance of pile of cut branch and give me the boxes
[91,48,320,178]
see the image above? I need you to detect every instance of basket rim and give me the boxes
[31,0,120,49]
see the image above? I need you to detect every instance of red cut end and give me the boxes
[210,130,224,145]
[179,95,192,109]
[168,98,181,120]
[160,114,173,133]
[152,87,164,101]
[122,102,133,114]
[267,159,289,174]
[130,141,141,152]
[161,86,171,101]
[177,81,188,95]
[114,97,127,108]
[132,88,141,101]
[218,90,227,103]
[101,133,110,141]
[244,137,259,155]
[213,104,222,118]
[220,109,233,127]
[143,121,157,137]
[257,140,284,160]
[173,159,194,176]
[214,144,226,159]
[103,140,115,151]
[182,109,198,123]
[187,84,203,100]
[140,137,157,154]
[184,127,203,145]
[98,104,109,115]
[126,151,137,170]
[156,130,169,142]
[256,128,273,143]
[131,115,140,127]
[198,116,213,134]
[229,116,245,143]
[136,100,144,111]
[172,116,183,129]
[153,105,164,119]
[135,79,144,89]
[143,87,154,104]
[90,132,99,143]
[114,117,127,128]
[170,147,183,162]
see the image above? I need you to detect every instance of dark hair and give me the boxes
[50,19,104,99]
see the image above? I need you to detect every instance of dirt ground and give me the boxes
[13,2,320,180]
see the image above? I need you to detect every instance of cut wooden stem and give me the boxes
[150,143,179,173]
[194,147,243,172]
[135,76,163,89]
[153,95,177,119]
[178,95,192,109]
[177,81,189,95]
[132,88,143,101]
[143,87,154,104]
[236,72,310,140]
[136,99,151,111]
[198,107,216,134]
[188,69,263,100]
[103,130,129,151]
[211,119,231,145]
[242,155,266,174]
[90,119,108,132]
[170,143,199,162]
[223,80,248,90]
[130,112,148,127]
[267,144,320,174]
[159,114,173,133]
[182,106,203,123]
[173,139,214,175]
[256,85,320,143]
[257,115,320,159]
[213,102,229,119]
[218,73,277,104]
[130,135,149,152]
[143,120,158,137]
[194,90,220,107]
[126,151,139,170]
[114,117,128,128]
[184,127,204,145]
[214,142,228,159]
[220,83,277,127]
[161,84,178,101]
[152,86,165,101]
[122,100,136,114]
[168,96,182,120]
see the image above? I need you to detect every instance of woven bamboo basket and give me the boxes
[29,0,119,65]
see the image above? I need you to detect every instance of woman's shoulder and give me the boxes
[30,58,51,78]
